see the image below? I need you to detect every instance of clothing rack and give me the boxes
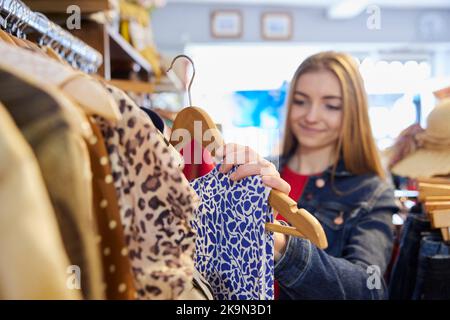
[0,0,102,72]
[417,179,450,242]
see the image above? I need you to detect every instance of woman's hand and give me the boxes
[216,143,291,196]
[216,143,290,259]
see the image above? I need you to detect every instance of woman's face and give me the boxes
[289,69,344,151]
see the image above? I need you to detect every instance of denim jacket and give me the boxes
[271,156,398,300]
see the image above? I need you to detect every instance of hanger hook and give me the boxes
[13,1,26,37]
[0,0,11,29]
[4,0,19,31]
[15,0,29,38]
[166,54,196,106]
[35,12,51,46]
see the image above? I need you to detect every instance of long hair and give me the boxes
[281,51,385,179]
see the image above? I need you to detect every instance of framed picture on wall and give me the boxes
[261,12,293,40]
[211,10,243,38]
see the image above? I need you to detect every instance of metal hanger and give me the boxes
[0,0,6,29]
[166,54,195,106]
[0,0,102,72]
[3,0,19,33]
[2,1,26,47]
[9,0,21,35]
[167,55,328,249]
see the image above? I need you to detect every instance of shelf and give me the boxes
[107,26,153,74]
[108,79,154,94]
[26,0,109,14]
[155,71,184,93]
[107,29,184,92]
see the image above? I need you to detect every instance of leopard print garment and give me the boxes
[94,85,198,299]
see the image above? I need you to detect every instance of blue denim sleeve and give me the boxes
[275,187,396,300]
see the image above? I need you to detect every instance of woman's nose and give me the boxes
[304,104,320,123]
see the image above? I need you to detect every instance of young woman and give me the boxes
[218,51,397,299]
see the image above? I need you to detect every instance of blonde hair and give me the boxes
[282,51,385,179]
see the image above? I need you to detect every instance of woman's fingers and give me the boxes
[218,144,261,174]
[259,160,279,176]
[229,163,262,180]
[261,175,291,195]
[230,163,291,196]
[218,151,249,174]
[232,161,291,196]
[215,143,290,196]
[216,143,253,157]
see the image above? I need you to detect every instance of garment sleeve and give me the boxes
[275,186,396,300]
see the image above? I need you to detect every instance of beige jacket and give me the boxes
[0,67,104,299]
[0,103,81,299]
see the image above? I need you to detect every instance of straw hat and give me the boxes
[391,98,450,178]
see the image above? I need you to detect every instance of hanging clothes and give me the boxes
[0,102,81,300]
[94,84,197,299]
[421,255,450,299]
[389,212,431,299]
[140,107,165,134]
[0,42,139,299]
[181,140,215,181]
[412,233,450,299]
[190,164,275,300]
[178,269,214,300]
[389,211,450,300]
[86,117,137,299]
[0,68,104,299]
[0,41,120,121]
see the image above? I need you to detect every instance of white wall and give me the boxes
[151,3,450,52]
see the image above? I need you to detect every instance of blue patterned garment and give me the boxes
[190,165,274,300]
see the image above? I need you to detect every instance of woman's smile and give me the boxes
[298,123,327,135]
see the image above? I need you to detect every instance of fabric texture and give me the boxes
[0,68,104,299]
[140,107,165,134]
[412,234,450,300]
[86,117,137,299]
[388,212,432,300]
[0,103,81,300]
[190,165,274,300]
[422,255,450,300]
[181,140,215,181]
[279,165,310,203]
[95,84,197,299]
[178,269,215,300]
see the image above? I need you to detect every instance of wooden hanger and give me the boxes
[418,177,450,185]
[170,106,328,249]
[423,195,450,202]
[0,29,16,46]
[428,209,450,242]
[418,182,450,201]
[166,54,327,249]
[41,46,68,64]
[425,201,450,212]
[418,179,450,242]
[9,35,31,49]
[0,28,52,57]
[60,74,122,122]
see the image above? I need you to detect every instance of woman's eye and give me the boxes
[293,99,306,106]
[326,104,342,111]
